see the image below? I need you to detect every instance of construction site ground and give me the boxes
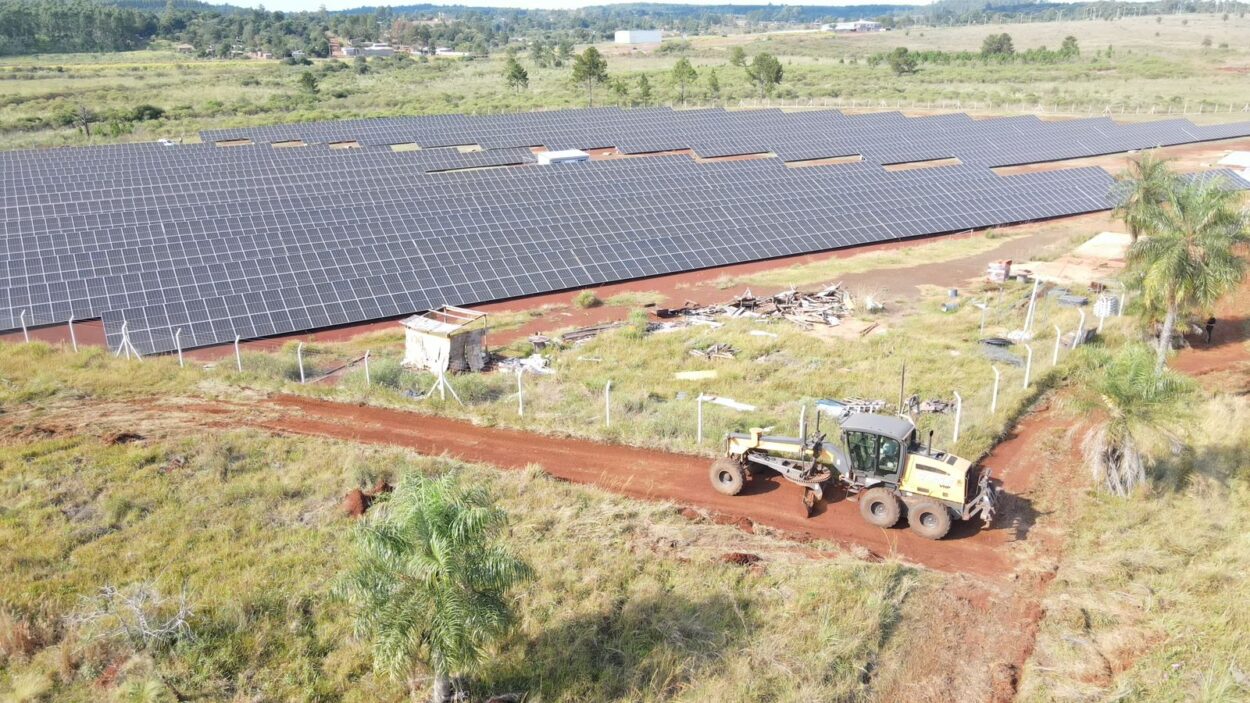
[3,138,1248,702]
[0,384,1081,702]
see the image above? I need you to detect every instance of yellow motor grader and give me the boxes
[709,412,997,539]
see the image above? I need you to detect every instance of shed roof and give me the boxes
[400,305,486,337]
[840,413,915,442]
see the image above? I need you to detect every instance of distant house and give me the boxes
[343,43,392,58]
[290,50,305,60]
[828,20,883,33]
[174,43,194,54]
[361,43,395,57]
[614,30,662,44]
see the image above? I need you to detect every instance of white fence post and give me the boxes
[175,328,184,367]
[116,321,128,358]
[952,391,963,444]
[297,342,305,384]
[19,310,28,343]
[364,351,371,386]
[234,335,242,372]
[696,394,705,444]
[1023,278,1040,334]
[1053,324,1062,365]
[516,368,524,417]
[1023,345,1034,389]
[68,317,78,352]
[1072,309,1087,349]
[991,366,1001,413]
[604,381,612,427]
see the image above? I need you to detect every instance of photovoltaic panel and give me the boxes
[4,108,1250,356]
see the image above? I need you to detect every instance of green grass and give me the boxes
[1019,394,1250,702]
[3,14,1249,150]
[0,429,927,702]
[604,290,668,308]
[721,229,1027,290]
[104,277,1095,463]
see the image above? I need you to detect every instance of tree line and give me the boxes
[875,32,1081,75]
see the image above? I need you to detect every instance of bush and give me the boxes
[369,358,404,388]
[572,290,602,309]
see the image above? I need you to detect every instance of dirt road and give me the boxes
[252,394,1052,578]
[1173,273,1250,389]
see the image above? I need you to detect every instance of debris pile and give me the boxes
[903,394,954,415]
[816,397,886,421]
[979,337,1024,367]
[689,343,737,360]
[560,322,623,344]
[657,285,855,329]
[496,354,553,375]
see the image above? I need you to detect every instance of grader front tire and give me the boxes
[709,458,746,496]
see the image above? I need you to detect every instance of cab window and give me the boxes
[876,437,901,476]
[846,431,877,474]
[845,431,903,478]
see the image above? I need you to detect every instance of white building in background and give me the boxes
[344,43,395,57]
[614,30,662,44]
[827,20,883,32]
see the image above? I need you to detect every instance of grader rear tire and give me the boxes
[859,487,902,528]
[908,500,953,540]
[710,458,746,496]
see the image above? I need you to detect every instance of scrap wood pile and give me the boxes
[903,394,954,415]
[656,284,854,329]
[689,343,737,360]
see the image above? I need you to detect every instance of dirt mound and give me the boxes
[712,513,756,534]
[103,431,144,445]
[677,507,703,521]
[341,479,393,518]
[721,552,762,566]
[988,662,1019,703]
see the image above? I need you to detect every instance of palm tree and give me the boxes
[1113,151,1178,243]
[338,472,532,703]
[1069,345,1195,496]
[1123,176,1248,371]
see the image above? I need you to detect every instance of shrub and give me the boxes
[572,290,602,309]
[370,358,404,388]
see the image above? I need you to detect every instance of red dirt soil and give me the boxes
[1172,272,1250,387]
[254,394,1051,579]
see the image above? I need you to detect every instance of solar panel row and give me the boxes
[3,108,1249,357]
[197,107,1250,168]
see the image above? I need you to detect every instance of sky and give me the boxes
[254,0,930,13]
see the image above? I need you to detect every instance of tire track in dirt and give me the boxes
[249,394,1045,579]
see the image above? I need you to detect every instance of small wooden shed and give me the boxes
[400,306,489,373]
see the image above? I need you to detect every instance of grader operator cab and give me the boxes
[709,412,997,539]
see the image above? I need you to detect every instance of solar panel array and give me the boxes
[201,107,1250,168]
[4,108,1249,356]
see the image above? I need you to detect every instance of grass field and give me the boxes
[1019,395,1250,702]
[3,11,1250,703]
[2,14,1249,149]
[0,421,924,702]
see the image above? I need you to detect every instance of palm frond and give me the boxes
[334,470,532,685]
